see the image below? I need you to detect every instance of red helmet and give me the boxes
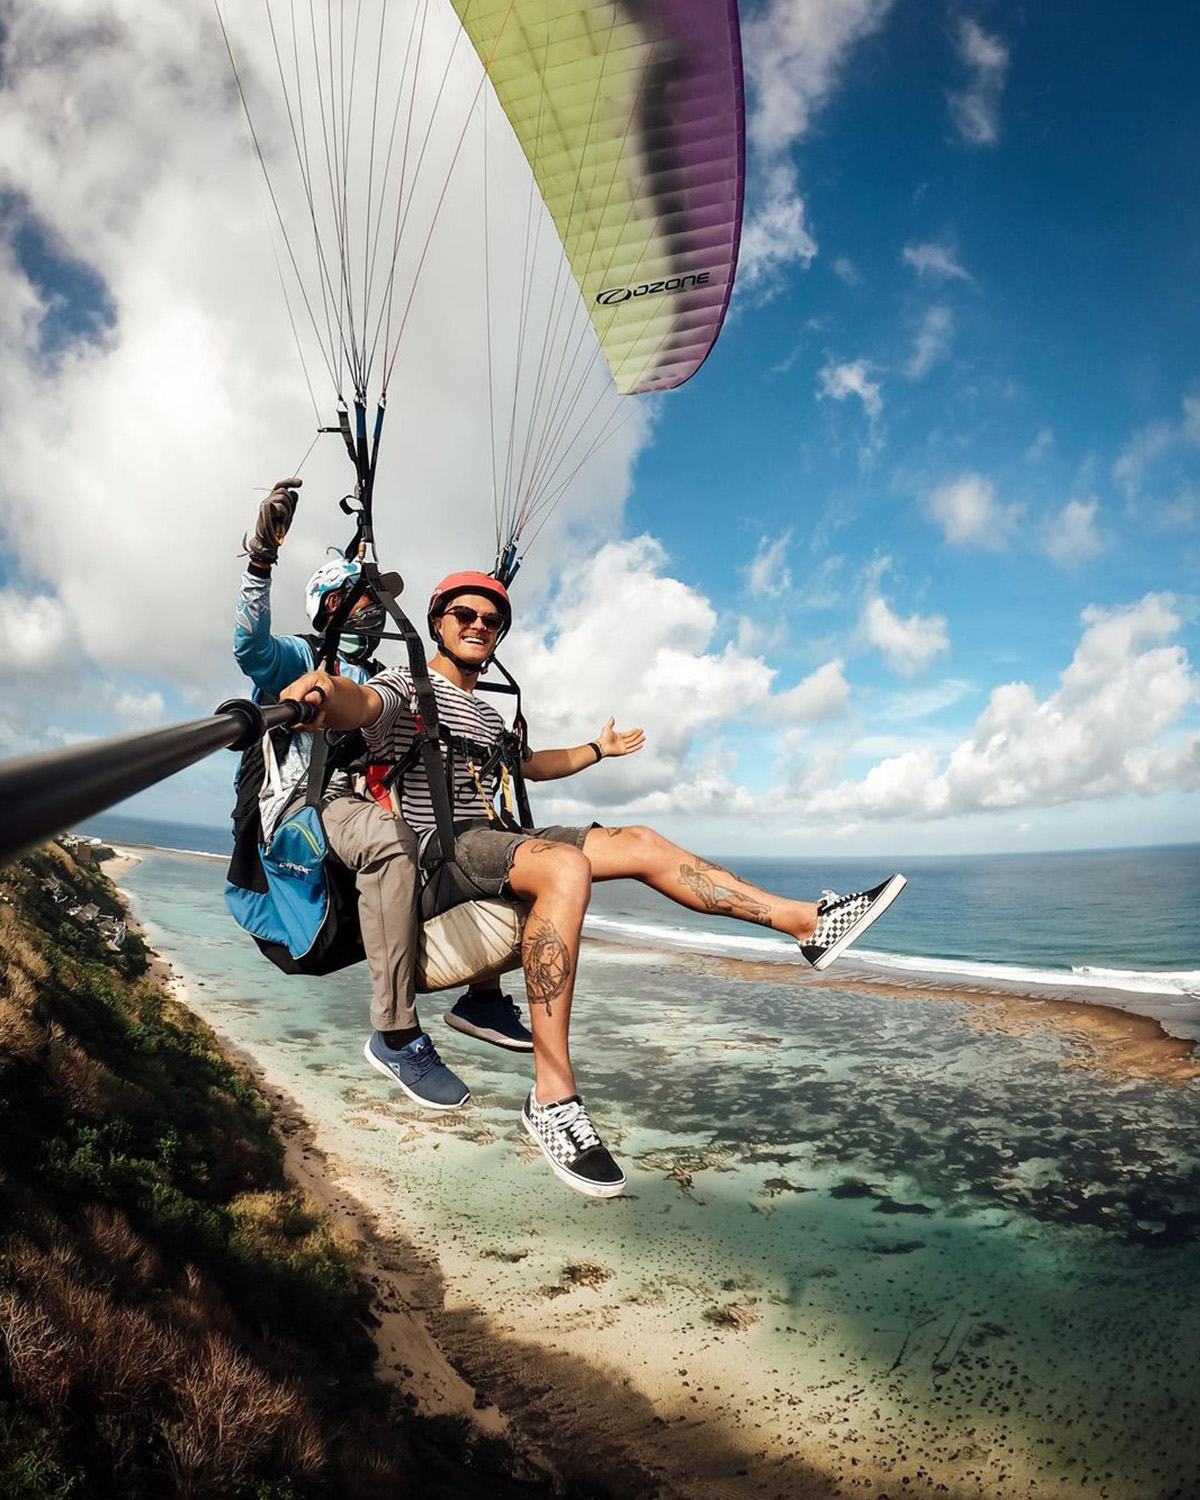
[427,571,512,642]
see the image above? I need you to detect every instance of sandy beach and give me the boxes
[102,847,1200,1499]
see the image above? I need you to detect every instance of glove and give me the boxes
[245,478,301,566]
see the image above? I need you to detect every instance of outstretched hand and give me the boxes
[596,717,645,759]
[245,477,302,566]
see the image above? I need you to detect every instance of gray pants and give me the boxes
[321,795,419,1033]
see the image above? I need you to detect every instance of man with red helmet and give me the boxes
[281,575,905,1200]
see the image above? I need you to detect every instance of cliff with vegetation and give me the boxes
[0,845,574,1500]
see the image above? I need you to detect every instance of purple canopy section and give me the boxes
[621,0,745,395]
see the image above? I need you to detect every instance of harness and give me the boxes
[304,562,534,883]
[362,720,530,835]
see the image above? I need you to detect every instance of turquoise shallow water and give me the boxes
[113,847,1200,1498]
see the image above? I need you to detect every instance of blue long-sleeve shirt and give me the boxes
[234,569,318,695]
[233,570,373,838]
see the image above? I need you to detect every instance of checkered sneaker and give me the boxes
[800,874,907,971]
[521,1090,626,1199]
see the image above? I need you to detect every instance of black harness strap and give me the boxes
[302,638,382,811]
[476,655,533,827]
[367,568,458,867]
[299,563,455,867]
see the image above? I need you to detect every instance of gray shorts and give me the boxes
[421,820,596,914]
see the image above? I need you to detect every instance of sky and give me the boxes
[0,0,1197,858]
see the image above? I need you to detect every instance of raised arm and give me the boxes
[233,479,310,694]
[522,718,645,783]
[233,570,312,693]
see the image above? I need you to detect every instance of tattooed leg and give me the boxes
[583,827,818,941]
[522,915,572,1018]
[676,862,774,925]
[507,840,591,1104]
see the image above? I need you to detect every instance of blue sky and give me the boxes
[611,0,1200,849]
[0,0,1196,854]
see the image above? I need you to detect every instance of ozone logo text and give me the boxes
[596,270,711,306]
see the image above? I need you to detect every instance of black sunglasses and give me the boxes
[443,605,505,631]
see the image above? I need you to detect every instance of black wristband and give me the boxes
[588,741,603,763]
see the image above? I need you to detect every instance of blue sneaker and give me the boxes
[443,991,534,1052]
[363,1032,471,1110]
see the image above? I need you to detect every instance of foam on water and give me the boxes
[854,946,1200,998]
[142,845,225,861]
[584,911,792,957]
[583,913,1200,998]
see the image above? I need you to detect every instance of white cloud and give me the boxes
[906,304,955,380]
[1039,498,1106,570]
[923,472,1022,549]
[110,688,168,727]
[759,659,851,725]
[735,0,894,307]
[1027,425,1054,461]
[859,594,950,676]
[1114,390,1200,516]
[947,18,1010,147]
[1114,421,1176,498]
[901,240,973,284]
[818,357,883,418]
[809,594,1199,820]
[505,537,851,810]
[879,678,975,721]
[796,553,847,611]
[745,532,793,598]
[735,614,788,656]
[0,589,76,671]
[737,163,818,296]
[737,0,895,305]
[832,256,862,286]
[743,0,896,155]
[0,0,650,725]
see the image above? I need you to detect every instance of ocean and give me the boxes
[84,814,1200,1023]
[87,816,1200,1496]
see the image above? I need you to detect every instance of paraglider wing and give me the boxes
[450,0,745,395]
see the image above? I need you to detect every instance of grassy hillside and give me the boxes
[0,846,575,1500]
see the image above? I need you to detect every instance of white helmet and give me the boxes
[305,557,361,627]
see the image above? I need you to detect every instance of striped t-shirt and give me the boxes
[363,666,508,835]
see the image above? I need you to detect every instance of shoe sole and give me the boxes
[520,1110,627,1199]
[443,1011,534,1052]
[363,1039,471,1111]
[808,874,908,971]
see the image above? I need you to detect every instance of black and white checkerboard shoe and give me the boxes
[799,874,907,971]
[521,1090,626,1198]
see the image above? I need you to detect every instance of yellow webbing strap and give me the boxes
[499,764,516,820]
[467,760,497,822]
